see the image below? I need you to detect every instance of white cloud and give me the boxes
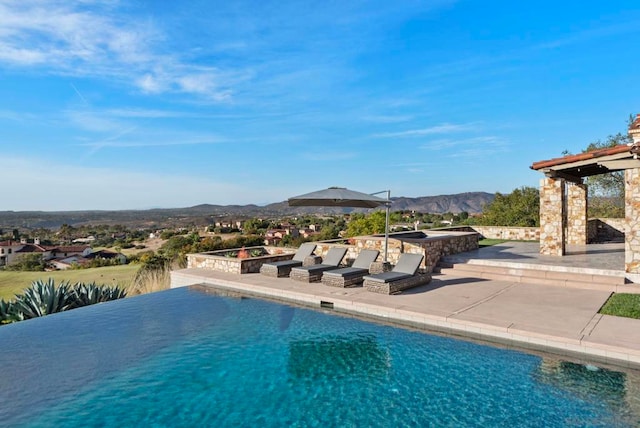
[535,20,640,50]
[0,0,244,101]
[426,136,510,158]
[361,114,414,124]
[371,123,480,138]
[420,136,504,150]
[79,137,225,148]
[300,151,357,161]
[0,109,38,121]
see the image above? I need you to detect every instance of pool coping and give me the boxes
[171,268,640,371]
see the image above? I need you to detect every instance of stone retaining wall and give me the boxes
[588,218,625,243]
[187,232,478,276]
[468,226,539,241]
[401,233,479,273]
[187,246,295,274]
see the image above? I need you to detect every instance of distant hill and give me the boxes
[0,191,494,230]
[387,192,493,214]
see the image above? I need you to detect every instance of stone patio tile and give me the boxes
[584,315,640,351]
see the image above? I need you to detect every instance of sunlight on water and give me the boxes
[0,286,638,427]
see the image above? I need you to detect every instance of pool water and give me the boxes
[1,286,639,427]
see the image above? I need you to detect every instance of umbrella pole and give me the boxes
[384,201,390,262]
[371,189,391,262]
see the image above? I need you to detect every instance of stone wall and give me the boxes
[349,232,477,273]
[539,177,565,255]
[625,168,640,273]
[413,233,479,273]
[566,183,587,245]
[187,233,478,276]
[588,218,625,243]
[187,246,296,274]
[312,242,367,265]
[469,226,539,241]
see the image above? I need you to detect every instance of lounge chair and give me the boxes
[321,249,380,287]
[259,243,317,278]
[363,253,431,294]
[290,247,348,282]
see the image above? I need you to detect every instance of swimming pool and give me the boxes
[1,285,638,427]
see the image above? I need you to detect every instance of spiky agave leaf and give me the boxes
[71,282,127,308]
[12,279,73,319]
[0,299,22,324]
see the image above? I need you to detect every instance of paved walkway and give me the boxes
[172,267,640,370]
[444,241,626,275]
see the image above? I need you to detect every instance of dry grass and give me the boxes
[126,265,172,296]
[0,265,140,300]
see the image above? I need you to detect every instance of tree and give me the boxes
[345,211,387,237]
[583,131,631,198]
[579,116,633,218]
[5,253,45,271]
[479,187,540,227]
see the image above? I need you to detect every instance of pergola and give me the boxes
[530,114,640,273]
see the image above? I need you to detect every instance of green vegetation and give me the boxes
[0,279,126,324]
[478,239,506,247]
[127,254,172,295]
[0,264,139,300]
[599,293,640,319]
[345,211,387,237]
[479,186,540,227]
[4,253,46,271]
[560,116,634,218]
[158,233,264,267]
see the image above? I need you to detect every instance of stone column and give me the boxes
[625,168,640,273]
[566,182,587,245]
[539,177,565,256]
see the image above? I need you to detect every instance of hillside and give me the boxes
[0,191,494,229]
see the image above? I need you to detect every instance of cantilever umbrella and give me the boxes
[288,187,392,261]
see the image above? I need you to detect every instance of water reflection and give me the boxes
[0,287,231,424]
[535,358,640,423]
[288,334,390,380]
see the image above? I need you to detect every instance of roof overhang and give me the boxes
[531,145,640,183]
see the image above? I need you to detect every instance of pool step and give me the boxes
[434,261,640,293]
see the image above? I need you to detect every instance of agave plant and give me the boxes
[0,299,21,324]
[71,282,127,308]
[12,278,73,320]
[250,248,264,257]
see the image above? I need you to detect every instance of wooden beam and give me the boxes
[543,170,583,184]
[597,159,640,170]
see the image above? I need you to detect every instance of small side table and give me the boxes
[369,261,392,274]
[303,255,323,267]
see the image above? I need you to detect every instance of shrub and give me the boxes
[0,279,127,325]
[128,257,171,296]
[4,254,46,271]
[70,282,127,308]
[11,279,73,319]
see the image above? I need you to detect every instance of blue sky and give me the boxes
[1,0,638,211]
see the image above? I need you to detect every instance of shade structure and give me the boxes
[288,187,392,261]
[288,187,389,209]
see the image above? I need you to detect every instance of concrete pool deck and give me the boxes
[172,263,640,371]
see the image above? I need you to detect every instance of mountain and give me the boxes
[0,192,494,229]
[389,192,494,213]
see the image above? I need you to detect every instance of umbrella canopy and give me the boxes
[288,187,389,208]
[288,187,392,262]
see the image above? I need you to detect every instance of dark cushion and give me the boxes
[363,272,412,284]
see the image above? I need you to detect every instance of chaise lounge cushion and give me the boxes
[260,243,317,277]
[361,271,412,284]
[290,247,348,282]
[363,253,429,294]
